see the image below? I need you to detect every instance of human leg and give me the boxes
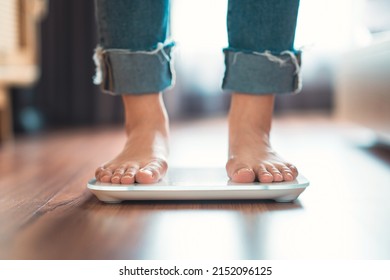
[224,0,301,183]
[94,0,173,184]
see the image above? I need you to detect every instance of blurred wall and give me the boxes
[12,0,124,133]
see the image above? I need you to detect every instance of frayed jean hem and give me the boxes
[222,48,302,95]
[93,42,175,95]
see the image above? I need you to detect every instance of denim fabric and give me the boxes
[223,0,301,94]
[94,0,173,94]
[94,0,301,95]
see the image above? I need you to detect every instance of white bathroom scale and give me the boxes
[88,168,309,203]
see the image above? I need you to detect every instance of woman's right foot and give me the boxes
[95,93,169,184]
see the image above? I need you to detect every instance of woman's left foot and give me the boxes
[226,93,298,183]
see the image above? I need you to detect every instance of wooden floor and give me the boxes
[1,114,390,259]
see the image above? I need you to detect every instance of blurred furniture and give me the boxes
[0,0,46,142]
[336,34,390,145]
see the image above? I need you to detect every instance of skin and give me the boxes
[95,92,298,184]
[226,93,298,183]
[95,93,169,184]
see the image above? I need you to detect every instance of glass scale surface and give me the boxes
[88,168,309,203]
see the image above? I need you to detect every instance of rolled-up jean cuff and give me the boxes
[222,48,302,94]
[93,42,175,95]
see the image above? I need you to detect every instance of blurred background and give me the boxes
[1,0,390,141]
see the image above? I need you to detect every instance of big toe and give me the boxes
[99,169,113,183]
[135,160,167,184]
[136,169,156,184]
[231,167,256,183]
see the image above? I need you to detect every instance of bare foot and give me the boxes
[95,93,169,184]
[226,93,298,183]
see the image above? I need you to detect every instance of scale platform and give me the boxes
[87,168,309,203]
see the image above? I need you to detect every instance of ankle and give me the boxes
[122,93,169,132]
[228,92,274,135]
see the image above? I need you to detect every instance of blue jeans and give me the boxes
[94,0,301,95]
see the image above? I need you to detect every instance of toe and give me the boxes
[286,163,298,178]
[278,164,294,181]
[266,164,283,182]
[283,172,294,181]
[99,168,114,183]
[136,159,167,184]
[226,160,255,183]
[95,166,104,180]
[111,166,126,184]
[136,169,155,184]
[231,167,255,183]
[254,164,273,183]
[226,159,255,183]
[120,167,137,184]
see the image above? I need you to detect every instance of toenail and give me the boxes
[236,168,252,175]
[140,169,153,176]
